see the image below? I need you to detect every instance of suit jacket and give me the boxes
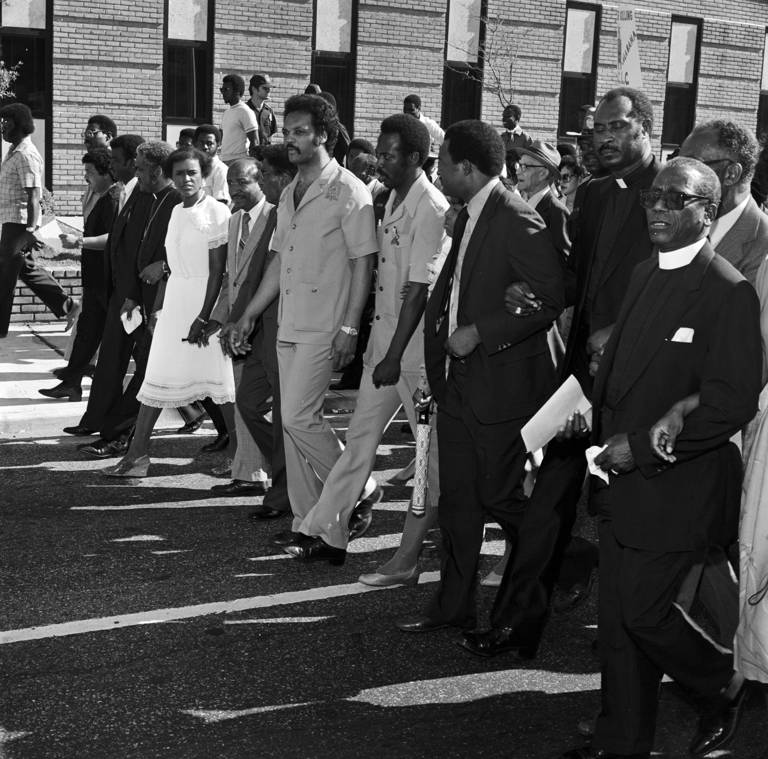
[226,205,279,371]
[103,188,154,304]
[563,159,660,386]
[136,185,183,313]
[592,243,761,552]
[424,182,564,425]
[714,195,768,287]
[211,200,274,324]
[501,129,533,158]
[534,191,571,262]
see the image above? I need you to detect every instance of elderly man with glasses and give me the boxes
[560,156,760,759]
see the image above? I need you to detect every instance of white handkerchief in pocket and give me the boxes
[670,327,694,343]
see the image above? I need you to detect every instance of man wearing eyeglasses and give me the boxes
[679,121,768,287]
[560,157,760,759]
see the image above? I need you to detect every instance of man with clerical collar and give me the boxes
[560,157,760,759]
[680,120,768,286]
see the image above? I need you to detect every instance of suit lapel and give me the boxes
[714,198,758,262]
[609,245,714,407]
[458,185,502,300]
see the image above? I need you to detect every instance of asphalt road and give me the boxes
[1,326,767,759]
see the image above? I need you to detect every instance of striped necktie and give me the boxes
[239,212,250,251]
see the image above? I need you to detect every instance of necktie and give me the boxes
[118,185,127,213]
[239,212,250,251]
[435,207,469,334]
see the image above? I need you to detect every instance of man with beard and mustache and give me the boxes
[462,87,660,660]
[282,113,448,567]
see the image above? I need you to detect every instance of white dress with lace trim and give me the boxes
[137,195,235,407]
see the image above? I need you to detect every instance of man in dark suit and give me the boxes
[396,119,564,633]
[79,141,181,454]
[221,145,297,518]
[500,104,532,183]
[63,134,152,437]
[516,140,571,259]
[463,88,661,659]
[562,158,760,758]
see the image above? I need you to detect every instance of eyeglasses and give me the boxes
[518,162,544,172]
[559,173,575,182]
[83,129,102,138]
[638,189,713,210]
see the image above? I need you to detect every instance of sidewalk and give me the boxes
[0,323,177,440]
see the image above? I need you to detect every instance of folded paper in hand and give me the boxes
[36,219,63,246]
[521,374,592,453]
[585,445,609,484]
[120,306,143,335]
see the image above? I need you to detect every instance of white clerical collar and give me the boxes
[526,186,550,210]
[466,177,501,221]
[658,238,707,269]
[709,196,750,248]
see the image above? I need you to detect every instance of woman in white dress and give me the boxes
[106,147,235,477]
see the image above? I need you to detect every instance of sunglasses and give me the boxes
[638,189,712,211]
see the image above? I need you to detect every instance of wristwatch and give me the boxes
[340,325,358,336]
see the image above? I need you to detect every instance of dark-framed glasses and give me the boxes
[638,189,712,210]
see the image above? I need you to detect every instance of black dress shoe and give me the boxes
[348,485,382,540]
[396,615,452,633]
[271,530,302,547]
[689,682,749,756]
[249,504,288,520]
[78,438,127,459]
[210,479,267,496]
[282,535,346,565]
[176,414,206,434]
[459,627,537,659]
[554,572,596,614]
[63,424,96,436]
[560,747,649,759]
[200,433,229,453]
[39,382,82,402]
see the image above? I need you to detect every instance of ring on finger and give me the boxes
[514,306,523,316]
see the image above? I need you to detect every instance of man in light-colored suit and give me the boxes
[207,158,271,496]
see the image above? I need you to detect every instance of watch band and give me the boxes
[340,325,358,336]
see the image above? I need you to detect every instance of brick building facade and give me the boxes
[1,0,767,215]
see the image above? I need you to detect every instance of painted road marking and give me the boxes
[72,500,253,511]
[0,572,440,645]
[223,616,332,625]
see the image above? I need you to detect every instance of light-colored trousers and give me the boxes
[232,361,268,483]
[300,365,422,549]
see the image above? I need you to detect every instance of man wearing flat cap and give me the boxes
[517,140,571,260]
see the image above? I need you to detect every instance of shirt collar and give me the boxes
[122,176,138,200]
[243,195,266,225]
[658,238,707,269]
[466,177,501,221]
[8,135,33,156]
[526,186,550,210]
[709,196,750,247]
[613,155,655,189]
[385,171,432,219]
[506,125,523,136]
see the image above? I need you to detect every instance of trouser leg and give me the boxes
[230,359,268,482]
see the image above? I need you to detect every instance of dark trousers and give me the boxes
[490,435,590,641]
[80,291,141,431]
[0,222,69,336]
[61,284,107,384]
[428,365,528,627]
[236,347,289,512]
[594,514,734,755]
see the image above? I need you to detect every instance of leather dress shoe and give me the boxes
[282,535,346,565]
[210,479,267,496]
[459,627,537,660]
[560,747,649,759]
[396,615,451,633]
[359,566,420,587]
[79,437,130,459]
[553,571,596,614]
[249,504,288,520]
[39,382,82,402]
[200,433,229,453]
[271,530,302,547]
[63,424,96,436]
[176,414,206,434]
[348,485,383,540]
[689,681,749,756]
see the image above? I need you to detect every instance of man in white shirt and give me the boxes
[219,74,259,165]
[403,94,444,156]
[194,124,230,203]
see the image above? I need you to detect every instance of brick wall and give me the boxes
[20,0,768,210]
[9,269,81,323]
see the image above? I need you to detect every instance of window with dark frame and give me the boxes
[311,0,356,131]
[164,0,213,144]
[0,0,52,187]
[559,1,600,138]
[442,0,485,127]
[661,17,702,148]
[757,29,768,143]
